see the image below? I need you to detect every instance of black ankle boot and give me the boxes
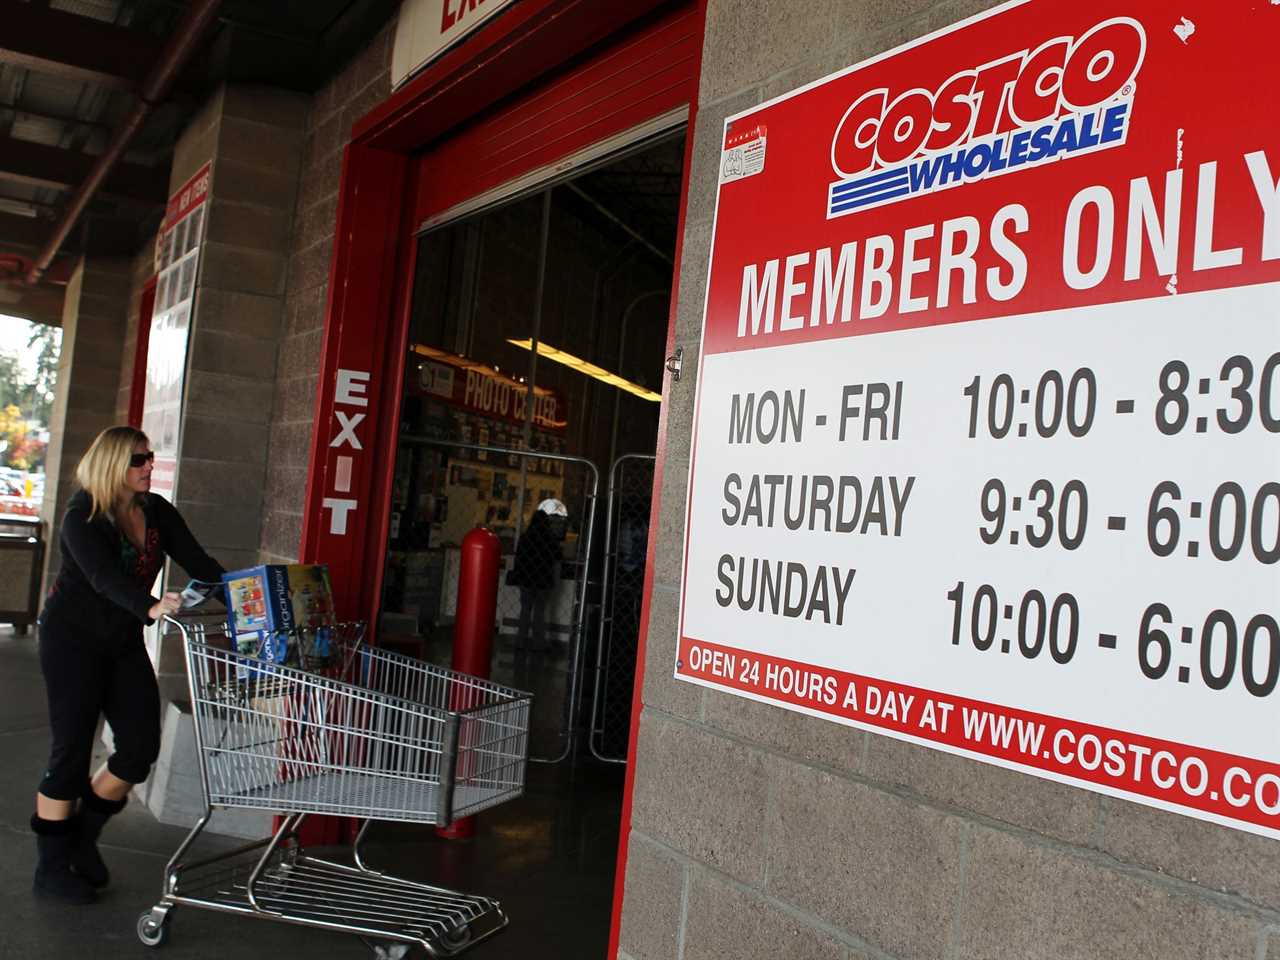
[72,791,127,889]
[31,815,96,904]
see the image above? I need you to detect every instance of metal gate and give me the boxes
[386,437,598,763]
[589,454,655,763]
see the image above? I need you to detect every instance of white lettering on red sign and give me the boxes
[831,18,1146,179]
[334,455,353,494]
[735,154,1280,342]
[323,368,371,536]
[461,368,561,429]
[330,411,365,450]
[322,497,357,535]
[441,0,495,34]
[825,18,1146,219]
[163,162,213,231]
[336,369,370,406]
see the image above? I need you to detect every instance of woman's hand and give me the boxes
[148,592,183,621]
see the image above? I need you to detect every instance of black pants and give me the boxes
[37,613,160,801]
[516,587,549,651]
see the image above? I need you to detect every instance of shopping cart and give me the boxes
[137,614,532,958]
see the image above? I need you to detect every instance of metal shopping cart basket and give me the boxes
[137,615,532,958]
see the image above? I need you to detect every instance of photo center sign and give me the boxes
[677,0,1280,838]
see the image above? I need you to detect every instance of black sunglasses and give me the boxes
[130,451,156,468]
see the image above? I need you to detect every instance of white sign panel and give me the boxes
[676,0,1280,838]
[392,0,517,90]
[141,162,210,499]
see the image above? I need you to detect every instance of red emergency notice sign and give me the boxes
[677,0,1280,838]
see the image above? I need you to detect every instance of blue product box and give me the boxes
[221,564,337,672]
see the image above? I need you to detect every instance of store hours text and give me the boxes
[946,581,1278,698]
[712,383,911,627]
[964,351,1280,440]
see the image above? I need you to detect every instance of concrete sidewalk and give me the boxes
[0,626,623,959]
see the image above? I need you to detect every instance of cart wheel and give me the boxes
[439,924,472,951]
[137,911,168,948]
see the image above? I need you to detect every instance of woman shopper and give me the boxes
[507,499,568,653]
[32,426,224,904]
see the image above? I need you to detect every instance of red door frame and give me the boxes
[301,0,698,619]
[127,276,157,428]
[297,0,707,946]
[601,68,705,956]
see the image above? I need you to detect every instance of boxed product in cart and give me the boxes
[221,563,336,669]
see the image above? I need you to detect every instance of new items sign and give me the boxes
[141,162,211,498]
[677,0,1280,838]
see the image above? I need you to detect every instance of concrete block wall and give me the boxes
[258,19,397,565]
[40,256,132,581]
[169,84,309,577]
[127,83,309,807]
[618,2,1280,958]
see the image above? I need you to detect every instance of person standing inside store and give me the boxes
[31,426,224,904]
[508,498,569,653]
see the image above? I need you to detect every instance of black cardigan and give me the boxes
[43,489,224,636]
[507,513,563,591]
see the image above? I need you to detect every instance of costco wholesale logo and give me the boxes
[827,18,1147,217]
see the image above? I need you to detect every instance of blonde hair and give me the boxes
[76,426,149,520]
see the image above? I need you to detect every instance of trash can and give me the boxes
[0,515,44,636]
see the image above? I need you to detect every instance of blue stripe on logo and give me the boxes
[829,185,912,214]
[830,165,908,194]
[830,175,909,203]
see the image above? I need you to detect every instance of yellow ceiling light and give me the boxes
[507,339,661,402]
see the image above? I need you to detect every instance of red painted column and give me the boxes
[437,526,501,840]
[295,142,409,848]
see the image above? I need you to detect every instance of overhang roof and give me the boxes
[0,0,396,324]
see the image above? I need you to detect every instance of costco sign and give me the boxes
[829,17,1146,215]
[679,0,1280,839]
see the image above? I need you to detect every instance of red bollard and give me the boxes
[449,526,501,678]
[436,526,500,841]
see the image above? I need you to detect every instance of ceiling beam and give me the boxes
[0,211,51,249]
[0,135,167,206]
[0,276,65,328]
[0,0,164,90]
[0,210,143,261]
[0,191,60,218]
[0,104,114,135]
[79,214,143,256]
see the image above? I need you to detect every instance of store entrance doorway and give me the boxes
[379,131,686,765]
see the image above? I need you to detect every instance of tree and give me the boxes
[0,403,44,470]
[25,325,59,426]
[0,319,59,472]
[0,351,23,410]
